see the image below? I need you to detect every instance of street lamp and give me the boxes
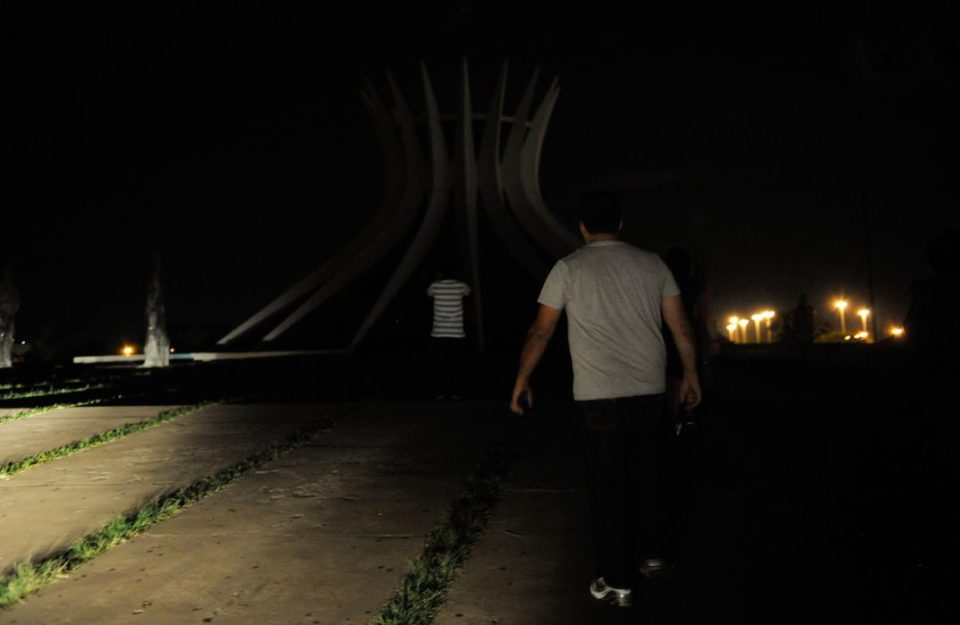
[728,316,740,343]
[834,299,849,334]
[890,326,905,338]
[857,308,870,334]
[763,310,775,343]
[726,323,738,342]
[738,318,749,343]
[751,313,764,344]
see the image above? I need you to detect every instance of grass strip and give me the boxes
[0,383,114,401]
[373,419,531,625]
[0,402,212,478]
[0,410,343,608]
[0,398,116,426]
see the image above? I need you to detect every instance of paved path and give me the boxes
[434,414,619,625]
[0,404,332,572]
[3,401,511,625]
[0,405,183,465]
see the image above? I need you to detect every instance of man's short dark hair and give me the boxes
[579,190,621,234]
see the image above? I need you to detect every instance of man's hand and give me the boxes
[679,375,702,410]
[510,382,533,415]
[510,304,560,416]
[663,295,702,411]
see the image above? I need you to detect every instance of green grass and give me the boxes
[373,422,529,625]
[0,415,339,608]
[0,382,114,401]
[0,402,212,478]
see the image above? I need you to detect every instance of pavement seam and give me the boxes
[0,402,356,609]
[373,416,533,625]
[0,401,212,479]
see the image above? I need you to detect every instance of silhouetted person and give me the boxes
[903,229,960,369]
[899,233,960,609]
[510,191,701,608]
[0,267,20,368]
[427,268,471,399]
[788,294,816,344]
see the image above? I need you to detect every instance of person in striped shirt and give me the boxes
[427,274,472,338]
[427,270,471,398]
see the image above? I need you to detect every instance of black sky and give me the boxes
[3,3,958,356]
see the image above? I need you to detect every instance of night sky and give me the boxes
[3,3,958,357]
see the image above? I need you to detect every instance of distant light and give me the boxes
[857,308,870,319]
[738,319,749,329]
[729,316,739,325]
[20,340,26,345]
[844,335,852,341]
[170,348,175,353]
[890,327,905,337]
[763,310,775,319]
[121,345,135,357]
[854,331,869,340]
[725,323,738,342]
[751,313,763,322]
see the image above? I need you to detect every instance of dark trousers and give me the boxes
[428,337,466,395]
[578,394,670,588]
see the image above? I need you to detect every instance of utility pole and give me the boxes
[848,33,881,342]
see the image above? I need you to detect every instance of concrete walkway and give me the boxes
[434,414,617,625]
[0,405,183,466]
[0,404,334,572]
[2,401,511,624]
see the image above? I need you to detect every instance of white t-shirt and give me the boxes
[427,279,471,338]
[537,241,680,400]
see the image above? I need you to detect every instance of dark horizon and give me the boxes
[3,3,957,357]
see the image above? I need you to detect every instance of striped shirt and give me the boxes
[427,279,471,338]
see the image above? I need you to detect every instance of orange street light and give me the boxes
[857,308,870,333]
[890,326,905,338]
[834,299,849,334]
[738,318,749,343]
[728,316,740,343]
[763,310,776,343]
[727,315,742,343]
[121,345,135,357]
[751,313,764,344]
[726,323,738,342]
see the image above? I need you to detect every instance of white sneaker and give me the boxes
[589,577,632,607]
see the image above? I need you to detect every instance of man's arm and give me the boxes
[662,294,702,409]
[510,304,562,414]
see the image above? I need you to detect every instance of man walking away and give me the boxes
[509,190,702,608]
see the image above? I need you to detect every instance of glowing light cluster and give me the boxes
[726,309,776,343]
[121,345,136,357]
[833,296,874,341]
